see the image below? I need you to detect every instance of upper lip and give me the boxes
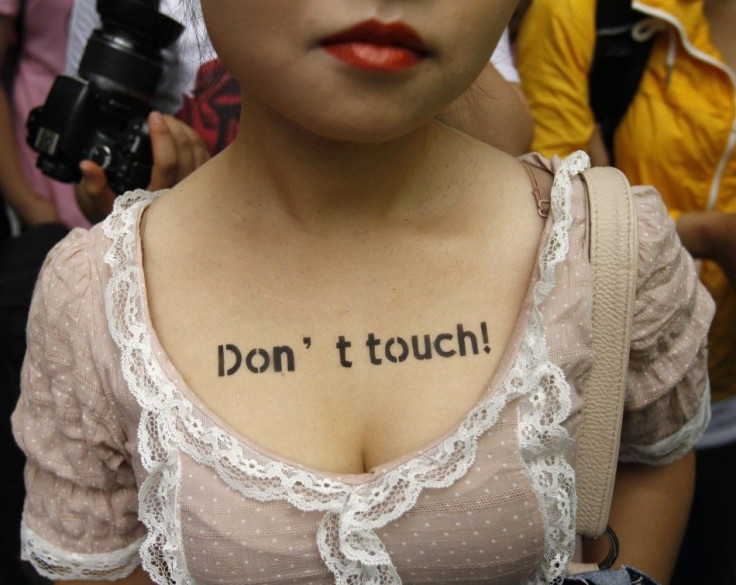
[320,19,428,54]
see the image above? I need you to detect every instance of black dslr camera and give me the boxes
[26,0,183,194]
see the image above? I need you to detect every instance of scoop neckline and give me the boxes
[128,193,552,487]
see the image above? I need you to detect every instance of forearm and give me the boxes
[438,63,534,156]
[0,89,35,206]
[0,81,57,225]
[0,18,42,220]
[677,211,731,261]
[677,211,736,286]
[582,451,695,584]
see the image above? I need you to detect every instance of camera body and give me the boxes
[27,76,153,194]
[26,0,183,194]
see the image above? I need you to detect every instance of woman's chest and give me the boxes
[108,160,592,583]
[173,405,544,585]
[143,226,539,475]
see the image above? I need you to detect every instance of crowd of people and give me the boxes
[0,0,733,584]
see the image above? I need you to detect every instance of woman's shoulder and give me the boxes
[37,189,158,298]
[98,188,162,244]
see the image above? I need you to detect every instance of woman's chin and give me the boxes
[283,107,440,147]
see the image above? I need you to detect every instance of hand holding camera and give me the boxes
[26,0,184,195]
[76,110,210,223]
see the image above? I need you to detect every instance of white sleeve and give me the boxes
[489,28,521,84]
[65,0,100,75]
[155,0,216,112]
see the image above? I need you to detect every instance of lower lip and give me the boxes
[324,42,422,72]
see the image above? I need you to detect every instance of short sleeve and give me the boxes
[64,0,98,75]
[619,187,715,464]
[11,229,145,581]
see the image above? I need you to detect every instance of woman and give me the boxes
[12,1,713,584]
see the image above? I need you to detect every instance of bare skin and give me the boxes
[76,62,530,223]
[677,211,736,287]
[0,16,58,226]
[140,120,541,475]
[583,453,696,585]
[50,0,694,582]
[439,62,533,156]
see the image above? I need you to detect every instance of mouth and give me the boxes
[320,19,429,72]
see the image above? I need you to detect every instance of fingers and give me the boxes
[75,160,116,223]
[73,113,210,224]
[79,160,110,197]
[147,111,210,191]
[146,111,178,189]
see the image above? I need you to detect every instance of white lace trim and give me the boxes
[21,519,143,581]
[101,153,588,585]
[518,152,589,585]
[619,385,711,465]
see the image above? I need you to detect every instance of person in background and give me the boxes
[0,0,82,230]
[515,1,736,583]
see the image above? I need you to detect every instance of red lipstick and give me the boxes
[321,20,428,72]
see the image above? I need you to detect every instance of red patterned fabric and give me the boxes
[177,59,241,155]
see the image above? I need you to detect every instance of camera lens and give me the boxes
[26,0,182,192]
[78,0,183,116]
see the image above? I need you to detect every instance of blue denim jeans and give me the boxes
[563,566,660,585]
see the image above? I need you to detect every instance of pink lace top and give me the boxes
[12,153,714,585]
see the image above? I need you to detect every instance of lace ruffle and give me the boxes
[20,520,143,581]
[519,152,589,585]
[102,153,587,584]
[619,385,711,465]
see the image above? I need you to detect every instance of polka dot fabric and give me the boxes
[12,153,713,584]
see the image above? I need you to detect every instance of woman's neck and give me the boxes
[215,102,477,234]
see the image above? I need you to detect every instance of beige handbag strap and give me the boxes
[576,166,638,539]
[521,162,637,573]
